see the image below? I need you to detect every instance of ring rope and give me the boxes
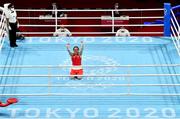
[17,16,164,20]
[17,32,164,34]
[0,93,180,96]
[0,64,179,68]
[19,24,164,27]
[0,74,179,77]
[16,8,164,12]
[0,84,180,87]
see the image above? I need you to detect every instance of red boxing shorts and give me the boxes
[70,69,83,76]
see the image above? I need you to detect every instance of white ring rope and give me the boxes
[171,10,180,56]
[0,74,179,77]
[16,8,164,12]
[171,27,180,47]
[19,24,164,27]
[171,10,180,30]
[0,93,179,96]
[171,19,179,36]
[0,11,5,26]
[0,64,179,68]
[171,34,180,56]
[0,12,7,50]
[0,34,6,50]
[18,32,164,35]
[0,84,180,87]
[17,16,164,20]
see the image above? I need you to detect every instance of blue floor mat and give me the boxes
[0,37,180,118]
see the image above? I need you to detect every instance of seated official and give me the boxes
[53,26,72,37]
[116,27,130,37]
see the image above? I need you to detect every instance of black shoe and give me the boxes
[10,44,18,48]
[10,45,15,48]
[77,78,82,80]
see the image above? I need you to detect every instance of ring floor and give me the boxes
[0,37,180,118]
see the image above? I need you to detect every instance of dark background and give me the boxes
[0,0,179,9]
[1,0,178,36]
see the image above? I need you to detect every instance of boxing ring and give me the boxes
[0,3,180,118]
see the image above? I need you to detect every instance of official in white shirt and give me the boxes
[4,3,18,47]
[116,27,130,37]
[53,26,72,37]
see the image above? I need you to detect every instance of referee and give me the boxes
[4,3,18,47]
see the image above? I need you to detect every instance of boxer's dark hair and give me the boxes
[73,46,79,50]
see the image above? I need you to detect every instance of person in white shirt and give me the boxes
[0,6,4,12]
[53,25,72,37]
[0,7,4,24]
[116,27,130,37]
[4,3,19,47]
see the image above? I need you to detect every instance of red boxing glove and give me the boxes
[0,98,18,107]
[7,98,18,104]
